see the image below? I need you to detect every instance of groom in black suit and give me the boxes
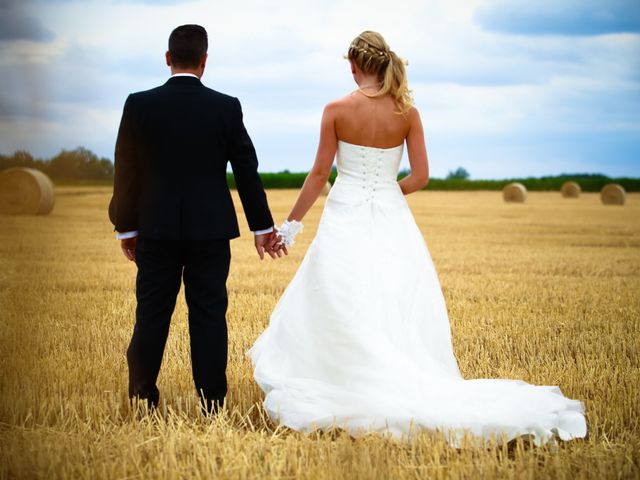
[109,24,280,414]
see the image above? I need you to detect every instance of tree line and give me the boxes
[1,148,637,191]
[227,172,639,192]
[0,148,113,181]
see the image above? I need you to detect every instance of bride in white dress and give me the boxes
[249,31,587,446]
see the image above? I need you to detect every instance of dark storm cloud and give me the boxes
[0,0,55,42]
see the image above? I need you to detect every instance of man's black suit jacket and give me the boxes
[109,75,273,240]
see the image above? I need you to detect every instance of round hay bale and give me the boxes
[0,167,55,215]
[321,181,331,196]
[561,181,581,198]
[600,183,626,205]
[502,182,527,203]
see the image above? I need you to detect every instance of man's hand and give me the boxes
[121,237,137,262]
[269,230,288,258]
[255,230,286,260]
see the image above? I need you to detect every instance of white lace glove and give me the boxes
[277,220,304,246]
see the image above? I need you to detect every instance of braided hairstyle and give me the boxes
[347,31,413,115]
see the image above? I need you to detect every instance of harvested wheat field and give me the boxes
[0,187,638,479]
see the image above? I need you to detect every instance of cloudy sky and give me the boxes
[0,0,638,178]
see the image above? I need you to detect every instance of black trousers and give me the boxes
[127,236,231,410]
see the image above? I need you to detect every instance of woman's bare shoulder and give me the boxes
[406,104,420,117]
[325,93,358,111]
[406,105,423,124]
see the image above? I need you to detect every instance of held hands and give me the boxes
[254,220,304,260]
[255,230,288,260]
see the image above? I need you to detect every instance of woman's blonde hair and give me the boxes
[347,31,413,115]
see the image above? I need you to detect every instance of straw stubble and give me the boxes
[0,188,638,479]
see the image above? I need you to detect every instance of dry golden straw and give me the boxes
[561,181,581,198]
[502,182,527,203]
[0,188,639,479]
[600,183,626,205]
[0,167,55,215]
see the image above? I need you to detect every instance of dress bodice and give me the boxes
[329,140,405,206]
[335,140,404,187]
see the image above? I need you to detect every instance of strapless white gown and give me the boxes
[248,140,587,446]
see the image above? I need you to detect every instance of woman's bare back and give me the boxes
[333,91,412,149]
[284,30,429,224]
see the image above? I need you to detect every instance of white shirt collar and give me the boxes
[171,73,199,78]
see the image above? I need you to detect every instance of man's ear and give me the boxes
[200,53,208,69]
[165,51,172,67]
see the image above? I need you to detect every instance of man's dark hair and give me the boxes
[168,24,208,68]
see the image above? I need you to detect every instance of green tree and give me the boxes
[48,147,113,180]
[446,167,470,180]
